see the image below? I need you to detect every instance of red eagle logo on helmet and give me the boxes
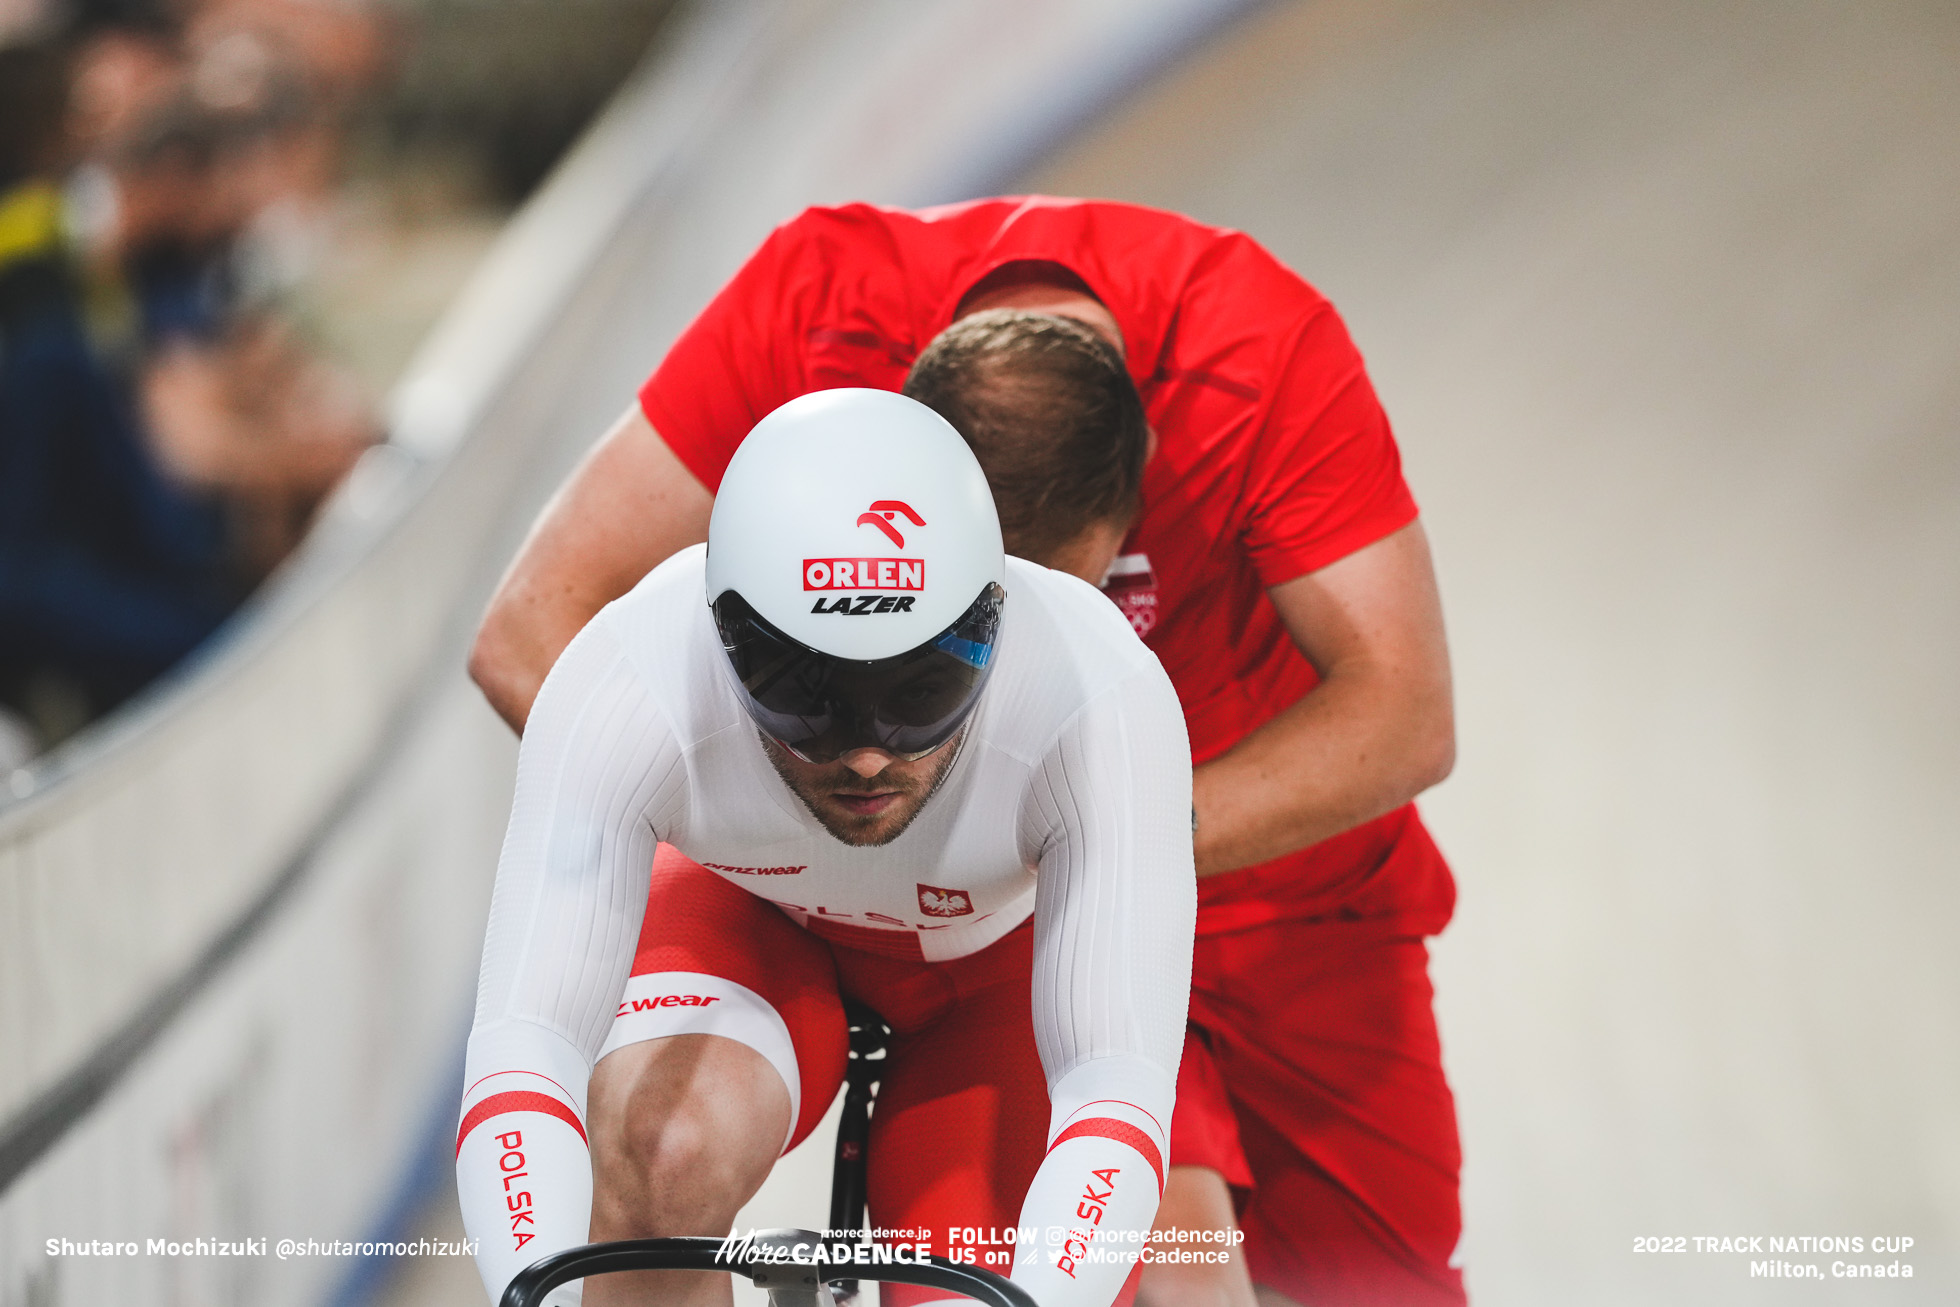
[858,500,926,548]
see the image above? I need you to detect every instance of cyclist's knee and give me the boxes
[589,1033,790,1234]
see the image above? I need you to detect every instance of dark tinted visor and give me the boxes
[712,583,1005,764]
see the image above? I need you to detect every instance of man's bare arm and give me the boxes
[469,404,713,733]
[1189,519,1455,877]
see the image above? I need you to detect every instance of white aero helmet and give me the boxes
[706,388,1007,763]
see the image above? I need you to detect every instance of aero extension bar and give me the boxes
[501,1229,1037,1307]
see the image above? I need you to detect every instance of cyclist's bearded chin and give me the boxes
[759,731,963,847]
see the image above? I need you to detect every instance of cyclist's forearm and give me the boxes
[1011,1058,1173,1307]
[457,1022,594,1304]
[460,618,678,1302]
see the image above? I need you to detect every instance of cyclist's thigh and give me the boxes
[598,843,848,1151]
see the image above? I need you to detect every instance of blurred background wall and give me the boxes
[375,0,677,206]
[2,0,1955,1304]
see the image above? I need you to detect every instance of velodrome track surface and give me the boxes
[4,2,1954,1305]
[1017,1,1960,1301]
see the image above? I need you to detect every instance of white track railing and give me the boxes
[0,3,1260,1303]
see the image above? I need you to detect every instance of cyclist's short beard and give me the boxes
[758,727,966,847]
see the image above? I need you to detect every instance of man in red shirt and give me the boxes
[471,196,1463,1307]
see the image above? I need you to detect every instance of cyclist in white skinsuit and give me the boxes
[457,390,1194,1307]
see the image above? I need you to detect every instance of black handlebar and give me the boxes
[501,1229,1037,1307]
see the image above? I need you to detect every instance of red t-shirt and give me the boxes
[640,197,1453,934]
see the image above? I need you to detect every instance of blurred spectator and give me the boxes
[1,36,235,746]
[191,0,390,115]
[86,52,380,575]
[2,0,387,755]
[7,0,669,763]
[64,2,181,157]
